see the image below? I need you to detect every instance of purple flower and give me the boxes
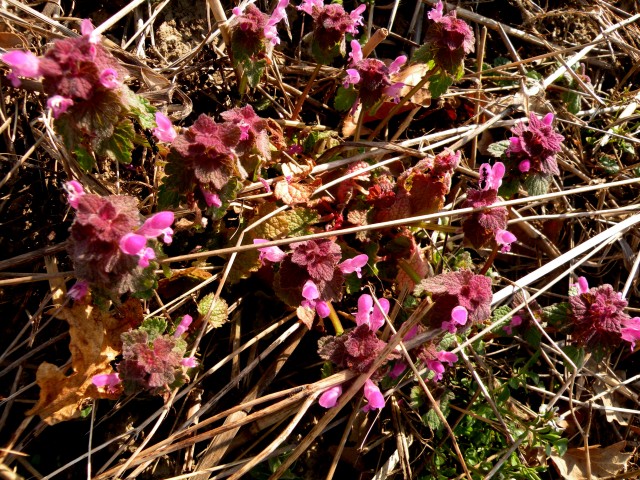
[137,211,174,244]
[441,305,468,333]
[495,229,517,253]
[99,68,119,89]
[47,95,74,118]
[64,180,85,208]
[573,276,589,295]
[298,0,324,15]
[479,162,505,191]
[200,186,222,208]
[426,350,458,382]
[81,19,101,44]
[264,0,290,45]
[569,282,633,349]
[92,372,121,393]
[503,315,522,335]
[363,379,385,410]
[254,239,287,264]
[174,314,193,337]
[119,233,156,267]
[319,385,342,408]
[68,280,89,301]
[181,356,198,368]
[153,112,177,143]
[338,254,368,278]
[1,50,41,86]
[355,293,390,332]
[389,361,407,379]
[301,279,330,318]
[345,40,407,110]
[507,113,564,176]
[621,317,640,351]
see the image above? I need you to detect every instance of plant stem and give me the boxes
[479,243,499,275]
[291,63,322,121]
[326,302,344,336]
[398,258,423,284]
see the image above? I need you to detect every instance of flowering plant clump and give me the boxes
[65,181,174,297]
[297,0,365,64]
[569,277,640,351]
[462,162,517,252]
[412,1,475,96]
[342,40,407,112]
[230,1,290,88]
[1,20,158,166]
[317,293,394,410]
[256,238,368,321]
[160,105,273,215]
[108,315,197,395]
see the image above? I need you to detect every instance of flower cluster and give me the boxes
[462,162,516,252]
[318,293,392,411]
[1,19,159,165]
[162,105,270,210]
[65,181,173,297]
[343,40,407,111]
[569,277,640,351]
[256,238,368,320]
[507,113,564,178]
[230,1,290,87]
[415,269,493,330]
[94,315,197,395]
[297,0,365,64]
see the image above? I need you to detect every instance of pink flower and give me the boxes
[47,95,74,118]
[119,233,156,267]
[338,254,368,278]
[621,317,640,351]
[301,279,330,318]
[258,177,272,193]
[152,112,177,143]
[297,0,324,16]
[181,356,198,368]
[495,229,517,253]
[441,305,468,333]
[575,276,589,294]
[507,113,564,177]
[344,68,361,87]
[388,55,407,75]
[200,186,222,208]
[427,0,444,21]
[254,239,287,264]
[174,314,193,337]
[68,280,89,300]
[355,293,390,332]
[319,385,342,408]
[1,50,41,86]
[503,314,522,335]
[99,68,119,89]
[81,19,101,44]
[92,372,121,393]
[347,4,366,34]
[138,211,174,244]
[264,0,290,45]
[479,162,505,191]
[64,180,85,208]
[363,379,385,410]
[348,40,363,64]
[426,350,458,382]
[389,361,407,379]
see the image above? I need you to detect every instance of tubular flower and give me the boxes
[338,254,368,278]
[174,314,193,338]
[47,95,74,118]
[92,373,121,393]
[301,279,330,318]
[441,305,468,333]
[254,239,287,264]
[64,180,85,208]
[507,113,564,176]
[363,379,385,411]
[495,229,517,253]
[119,233,156,267]
[1,50,41,86]
[355,293,390,332]
[137,211,174,244]
[153,112,177,143]
[319,385,342,408]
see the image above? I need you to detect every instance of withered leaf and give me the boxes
[550,441,632,480]
[273,178,322,205]
[26,299,141,424]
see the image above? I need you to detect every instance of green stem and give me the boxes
[326,302,344,336]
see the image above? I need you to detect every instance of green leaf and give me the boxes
[409,385,424,409]
[498,178,520,199]
[206,177,242,220]
[524,326,542,348]
[101,119,135,164]
[542,302,569,327]
[126,92,156,130]
[428,71,454,98]
[523,174,549,196]
[74,145,95,172]
[334,86,358,112]
[562,345,585,370]
[491,305,513,325]
[197,294,229,328]
[412,44,434,66]
[243,59,267,89]
[553,438,568,456]
[140,317,168,340]
[486,140,511,158]
[562,90,581,114]
[598,154,620,174]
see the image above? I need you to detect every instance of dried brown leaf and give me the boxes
[550,441,632,480]
[273,178,321,205]
[26,300,140,424]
